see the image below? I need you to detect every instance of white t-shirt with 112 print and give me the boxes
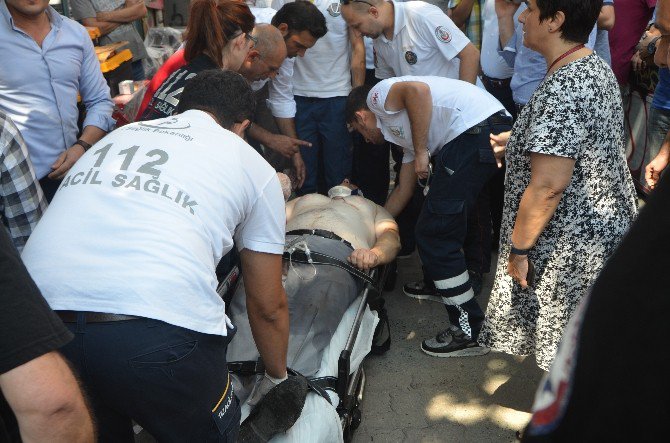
[21,110,286,336]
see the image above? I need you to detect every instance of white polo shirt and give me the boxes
[373,1,470,80]
[21,110,286,336]
[273,0,352,98]
[480,0,514,80]
[367,76,505,163]
[249,6,297,118]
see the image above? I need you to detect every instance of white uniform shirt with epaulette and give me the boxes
[272,0,352,98]
[373,0,470,81]
[367,76,505,163]
[249,6,297,118]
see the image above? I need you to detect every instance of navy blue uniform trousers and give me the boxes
[415,117,512,338]
[60,314,239,443]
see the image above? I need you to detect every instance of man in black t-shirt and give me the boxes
[0,228,93,442]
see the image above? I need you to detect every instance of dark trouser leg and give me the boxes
[446,300,486,339]
[351,135,390,206]
[38,176,62,203]
[392,145,425,255]
[60,315,240,443]
[317,96,352,191]
[463,185,493,275]
[415,125,506,337]
[295,96,320,195]
[131,60,146,81]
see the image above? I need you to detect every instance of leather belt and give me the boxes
[56,311,140,323]
[283,249,378,290]
[465,111,513,135]
[286,229,354,251]
[481,74,512,89]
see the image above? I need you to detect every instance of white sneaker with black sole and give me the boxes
[421,326,490,357]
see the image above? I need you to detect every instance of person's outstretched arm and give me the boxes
[0,351,95,443]
[348,205,400,270]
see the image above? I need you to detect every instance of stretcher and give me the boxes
[220,262,390,442]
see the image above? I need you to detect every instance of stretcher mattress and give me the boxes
[234,295,379,442]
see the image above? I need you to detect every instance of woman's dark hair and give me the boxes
[536,0,603,44]
[271,1,327,39]
[177,70,255,129]
[183,0,255,67]
[345,85,373,124]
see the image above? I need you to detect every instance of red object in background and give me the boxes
[135,48,187,120]
[145,0,163,9]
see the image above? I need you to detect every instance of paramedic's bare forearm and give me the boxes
[97,0,146,23]
[384,162,417,217]
[458,44,480,84]
[350,28,366,88]
[0,352,95,442]
[240,250,289,379]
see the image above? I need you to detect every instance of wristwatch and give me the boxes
[74,139,92,152]
[647,36,662,56]
[510,243,530,256]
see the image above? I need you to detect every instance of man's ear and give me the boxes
[231,119,251,138]
[277,23,289,37]
[355,110,368,126]
[247,49,261,62]
[369,5,379,18]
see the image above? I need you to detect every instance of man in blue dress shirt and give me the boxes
[0,0,115,201]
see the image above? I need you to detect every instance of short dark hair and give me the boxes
[536,0,602,43]
[345,85,373,124]
[272,1,328,39]
[177,70,255,129]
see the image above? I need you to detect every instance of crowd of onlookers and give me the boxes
[1,0,670,440]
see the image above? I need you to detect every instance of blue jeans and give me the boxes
[646,106,670,170]
[295,96,352,194]
[60,315,239,443]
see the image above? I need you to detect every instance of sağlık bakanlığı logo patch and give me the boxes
[389,126,405,139]
[434,26,451,43]
[405,50,418,65]
[327,2,341,16]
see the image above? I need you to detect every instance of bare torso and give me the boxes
[286,194,379,250]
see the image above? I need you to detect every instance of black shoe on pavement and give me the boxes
[403,280,442,303]
[420,326,490,358]
[371,307,391,355]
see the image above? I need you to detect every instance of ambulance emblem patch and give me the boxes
[404,50,418,65]
[389,126,405,139]
[371,91,380,105]
[434,26,451,43]
[327,2,341,16]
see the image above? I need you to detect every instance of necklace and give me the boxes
[546,44,585,76]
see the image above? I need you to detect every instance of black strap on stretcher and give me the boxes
[282,249,379,292]
[227,360,336,405]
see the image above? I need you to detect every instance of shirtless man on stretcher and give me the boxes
[227,180,400,415]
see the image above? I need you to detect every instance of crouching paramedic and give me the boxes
[20,70,289,442]
[346,75,511,357]
[228,180,400,391]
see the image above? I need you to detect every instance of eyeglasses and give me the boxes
[245,33,258,48]
[340,0,375,6]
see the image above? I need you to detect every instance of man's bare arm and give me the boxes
[348,205,400,270]
[448,0,477,28]
[81,17,119,36]
[240,249,288,379]
[384,161,417,217]
[96,0,147,23]
[0,351,95,442]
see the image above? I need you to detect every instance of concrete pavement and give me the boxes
[352,253,545,443]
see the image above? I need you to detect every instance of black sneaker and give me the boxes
[371,307,391,355]
[420,326,490,357]
[402,280,443,303]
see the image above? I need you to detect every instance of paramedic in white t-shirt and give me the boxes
[345,75,511,358]
[341,0,480,84]
[272,0,365,195]
[21,71,289,441]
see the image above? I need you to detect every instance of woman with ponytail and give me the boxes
[139,0,255,121]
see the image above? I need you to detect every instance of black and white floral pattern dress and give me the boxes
[478,54,637,371]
